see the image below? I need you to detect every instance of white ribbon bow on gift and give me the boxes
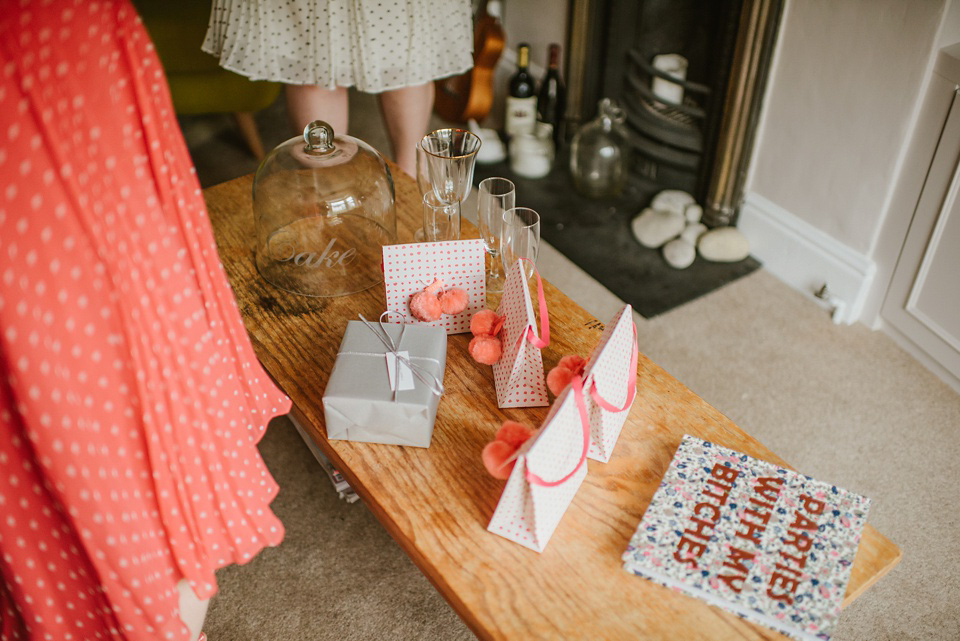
[340,312,445,402]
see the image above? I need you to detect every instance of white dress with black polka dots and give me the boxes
[201,0,474,94]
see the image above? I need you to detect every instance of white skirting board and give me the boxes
[737,192,876,325]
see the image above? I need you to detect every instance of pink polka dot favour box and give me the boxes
[491,261,550,408]
[487,374,592,552]
[382,239,486,334]
[580,303,639,463]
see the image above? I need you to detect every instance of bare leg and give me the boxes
[284,84,349,136]
[177,579,210,641]
[378,82,434,177]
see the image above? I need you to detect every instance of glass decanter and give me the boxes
[569,98,629,199]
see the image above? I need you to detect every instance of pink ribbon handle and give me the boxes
[525,375,590,488]
[518,258,550,350]
[589,325,638,413]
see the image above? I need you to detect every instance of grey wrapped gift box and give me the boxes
[322,320,447,447]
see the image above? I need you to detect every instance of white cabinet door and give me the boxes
[882,89,960,392]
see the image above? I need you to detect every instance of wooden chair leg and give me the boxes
[232,111,266,160]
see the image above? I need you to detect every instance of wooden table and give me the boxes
[204,169,901,641]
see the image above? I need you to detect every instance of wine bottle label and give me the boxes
[505,96,537,136]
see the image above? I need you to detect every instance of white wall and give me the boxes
[739,0,956,325]
[500,0,568,71]
[747,0,946,255]
[938,0,960,46]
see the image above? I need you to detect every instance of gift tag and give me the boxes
[385,351,416,392]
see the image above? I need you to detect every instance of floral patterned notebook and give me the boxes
[622,435,871,641]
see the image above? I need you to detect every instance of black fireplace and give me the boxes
[473,0,780,317]
[566,0,783,225]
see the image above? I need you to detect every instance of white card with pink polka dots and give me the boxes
[382,240,486,334]
[581,304,638,462]
[487,379,591,552]
[492,261,549,408]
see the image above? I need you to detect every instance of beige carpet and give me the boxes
[183,94,960,641]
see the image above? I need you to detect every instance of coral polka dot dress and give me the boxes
[0,1,292,639]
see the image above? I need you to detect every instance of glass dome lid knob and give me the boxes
[304,120,336,155]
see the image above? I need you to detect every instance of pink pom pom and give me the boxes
[470,309,501,336]
[557,354,587,376]
[546,354,587,395]
[482,440,517,480]
[482,420,534,478]
[546,365,576,396]
[495,420,534,449]
[438,287,468,315]
[469,334,502,365]
[423,278,445,295]
[409,291,442,322]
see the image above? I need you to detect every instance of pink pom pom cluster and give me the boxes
[546,354,587,396]
[408,278,468,322]
[468,309,505,365]
[481,420,535,479]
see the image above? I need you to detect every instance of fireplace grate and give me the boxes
[640,93,701,129]
[620,48,710,192]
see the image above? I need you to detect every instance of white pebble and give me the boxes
[684,203,703,223]
[663,238,696,269]
[680,222,708,245]
[631,208,685,248]
[697,227,750,262]
[650,189,695,217]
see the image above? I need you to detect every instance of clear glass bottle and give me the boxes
[569,98,629,199]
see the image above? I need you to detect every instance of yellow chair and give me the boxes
[133,0,281,159]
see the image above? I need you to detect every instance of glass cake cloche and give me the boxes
[253,120,397,297]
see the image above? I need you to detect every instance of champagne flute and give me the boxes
[477,177,515,293]
[419,128,481,205]
[422,191,461,242]
[500,207,540,280]
[413,144,436,242]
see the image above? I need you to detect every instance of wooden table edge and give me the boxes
[843,541,902,606]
